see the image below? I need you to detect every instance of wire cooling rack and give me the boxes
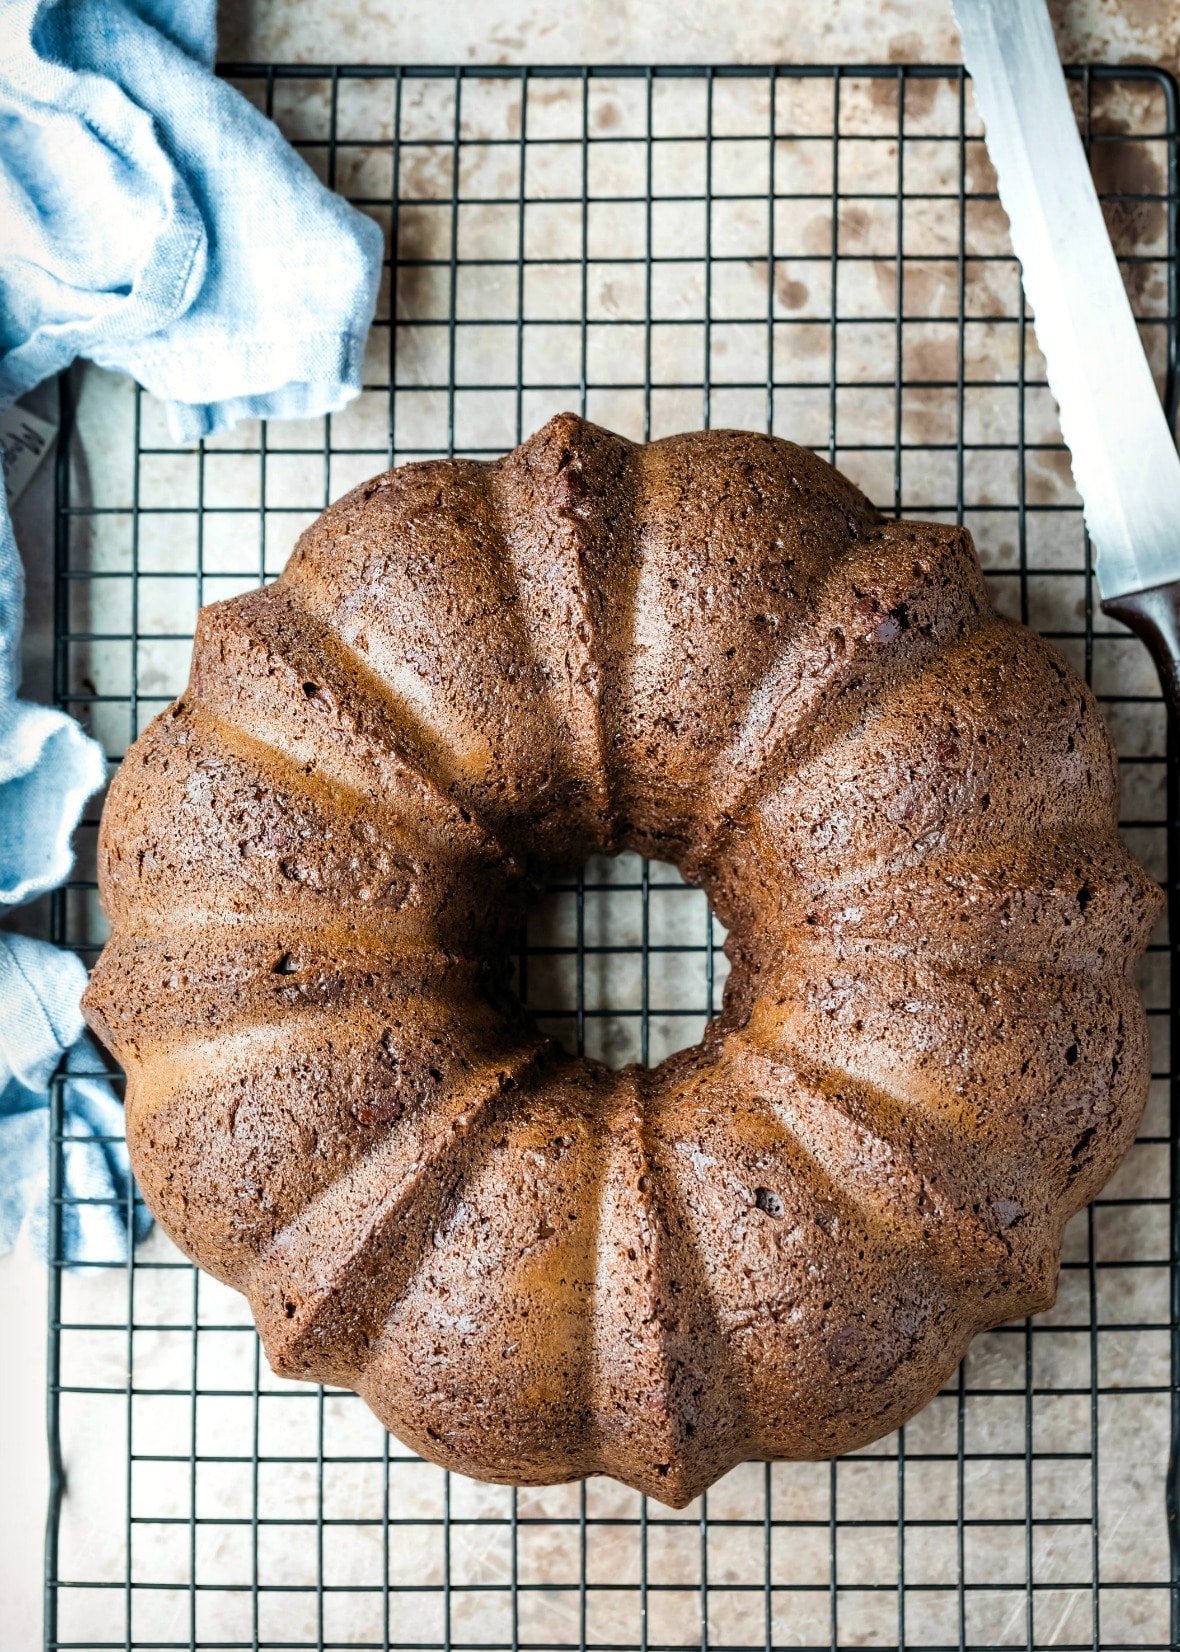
[45,61,1179,1652]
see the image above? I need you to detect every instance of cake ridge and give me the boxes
[490,417,631,853]
[197,702,448,843]
[464,454,601,840]
[718,620,1127,938]
[645,1125,774,1483]
[741,1041,1025,1274]
[108,961,492,1078]
[278,458,606,852]
[117,1002,389,1087]
[133,703,509,954]
[601,423,883,854]
[695,526,990,871]
[260,582,521,863]
[728,821,1159,947]
[751,615,1007,815]
[505,414,644,853]
[190,705,522,943]
[589,1072,750,1504]
[96,912,482,951]
[249,1038,548,1388]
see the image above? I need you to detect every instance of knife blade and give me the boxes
[953,0,1180,712]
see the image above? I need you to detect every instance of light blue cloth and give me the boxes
[2,0,383,438]
[0,933,151,1261]
[0,0,383,1262]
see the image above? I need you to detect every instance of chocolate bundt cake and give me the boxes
[83,414,1161,1506]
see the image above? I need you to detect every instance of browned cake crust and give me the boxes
[83,414,1162,1506]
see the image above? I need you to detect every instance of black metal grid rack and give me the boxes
[44,61,1180,1652]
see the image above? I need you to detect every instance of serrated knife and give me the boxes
[952,0,1180,714]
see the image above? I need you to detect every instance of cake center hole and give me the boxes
[517,853,729,1070]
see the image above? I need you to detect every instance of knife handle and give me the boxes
[1101,580,1180,722]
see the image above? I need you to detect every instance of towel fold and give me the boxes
[2,0,384,439]
[0,0,383,1262]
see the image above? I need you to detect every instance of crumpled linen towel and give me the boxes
[0,932,152,1261]
[0,0,383,1262]
[2,0,384,438]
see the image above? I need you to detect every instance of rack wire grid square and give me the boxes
[44,59,1180,1652]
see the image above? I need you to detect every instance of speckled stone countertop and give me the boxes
[219,0,1180,78]
[5,3,1179,1649]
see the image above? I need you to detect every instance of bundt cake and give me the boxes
[83,414,1161,1507]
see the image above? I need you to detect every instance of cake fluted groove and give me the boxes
[92,912,476,950]
[736,1040,1034,1275]
[209,582,518,863]
[198,705,480,860]
[90,694,526,976]
[277,456,608,854]
[193,700,518,931]
[641,1104,769,1479]
[446,452,600,843]
[587,1070,749,1505]
[123,1004,399,1094]
[112,958,547,1293]
[693,522,989,874]
[81,932,495,1107]
[732,827,1161,974]
[740,951,1151,1254]
[101,958,491,1083]
[247,1037,549,1388]
[341,1057,606,1493]
[604,425,880,855]
[717,619,1125,935]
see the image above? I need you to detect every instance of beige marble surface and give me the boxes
[220,0,1180,79]
[4,4,1179,1651]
